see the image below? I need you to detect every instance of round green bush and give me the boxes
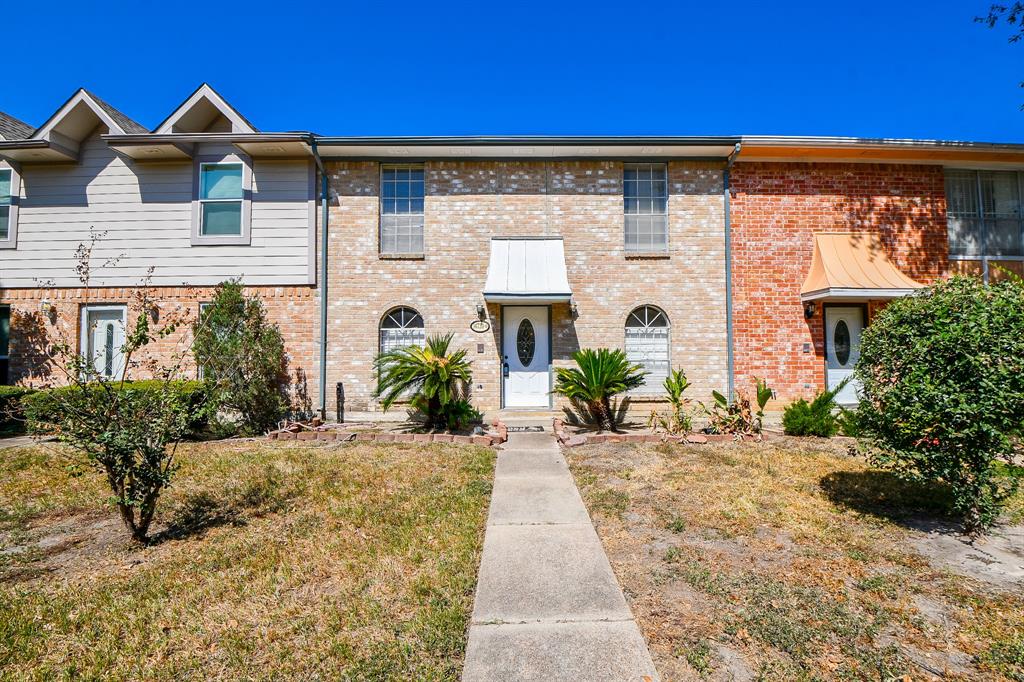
[855,276,1024,532]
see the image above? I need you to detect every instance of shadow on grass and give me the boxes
[819,470,956,528]
[153,467,298,544]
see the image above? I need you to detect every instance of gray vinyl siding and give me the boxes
[0,134,313,288]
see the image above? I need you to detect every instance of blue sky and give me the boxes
[5,1,1024,141]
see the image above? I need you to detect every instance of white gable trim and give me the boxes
[32,90,129,142]
[155,84,256,135]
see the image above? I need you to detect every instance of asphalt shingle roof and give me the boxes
[84,90,148,134]
[0,111,34,140]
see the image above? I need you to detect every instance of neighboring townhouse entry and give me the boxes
[80,306,127,379]
[502,306,550,408]
[824,306,863,405]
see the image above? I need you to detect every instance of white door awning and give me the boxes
[483,237,572,303]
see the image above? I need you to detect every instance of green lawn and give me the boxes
[0,439,494,680]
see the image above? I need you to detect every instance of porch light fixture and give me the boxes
[804,302,816,319]
[476,303,486,321]
[570,297,578,319]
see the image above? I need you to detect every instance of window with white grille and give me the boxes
[625,305,670,393]
[946,170,1024,278]
[380,307,425,354]
[381,165,425,255]
[624,163,668,253]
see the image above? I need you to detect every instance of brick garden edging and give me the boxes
[551,418,769,447]
[268,419,509,448]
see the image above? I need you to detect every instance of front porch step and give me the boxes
[489,410,564,422]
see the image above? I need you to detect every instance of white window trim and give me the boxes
[380,163,425,256]
[0,164,22,250]
[191,154,252,246]
[623,162,669,255]
[79,304,128,380]
[624,305,672,395]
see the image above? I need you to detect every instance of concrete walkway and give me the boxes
[463,427,659,682]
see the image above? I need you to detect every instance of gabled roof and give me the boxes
[83,90,147,134]
[153,83,257,134]
[32,88,145,140]
[0,112,34,141]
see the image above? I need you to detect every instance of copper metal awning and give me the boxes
[800,232,924,302]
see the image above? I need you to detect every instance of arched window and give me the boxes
[380,306,425,353]
[625,305,670,393]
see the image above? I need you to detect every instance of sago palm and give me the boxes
[554,348,646,432]
[374,333,473,430]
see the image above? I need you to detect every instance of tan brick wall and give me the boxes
[1,286,317,411]
[320,160,729,414]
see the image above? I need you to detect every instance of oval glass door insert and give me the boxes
[834,319,851,366]
[516,319,536,366]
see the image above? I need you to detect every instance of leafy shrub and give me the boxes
[648,368,693,435]
[702,379,773,435]
[856,276,1024,533]
[375,333,474,431]
[836,408,862,438]
[24,380,209,439]
[0,385,36,436]
[554,348,646,432]
[782,378,848,437]
[192,280,287,435]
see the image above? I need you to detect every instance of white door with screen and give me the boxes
[503,306,550,408]
[81,306,127,380]
[825,306,863,405]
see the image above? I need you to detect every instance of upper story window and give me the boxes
[624,163,668,254]
[192,155,252,246]
[0,167,19,249]
[946,170,1023,262]
[381,165,424,256]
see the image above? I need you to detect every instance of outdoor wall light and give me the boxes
[39,300,57,325]
[803,302,816,320]
[476,303,486,321]
[569,298,579,319]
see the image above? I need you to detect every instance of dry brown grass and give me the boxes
[0,439,494,680]
[567,437,1024,681]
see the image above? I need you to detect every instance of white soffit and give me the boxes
[484,237,572,303]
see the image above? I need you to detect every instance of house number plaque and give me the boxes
[470,320,491,333]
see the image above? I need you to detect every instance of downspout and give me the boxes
[724,142,741,400]
[310,138,329,420]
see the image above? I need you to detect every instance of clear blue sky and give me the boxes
[5,1,1024,142]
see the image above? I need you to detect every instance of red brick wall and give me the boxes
[1,286,317,411]
[730,162,949,403]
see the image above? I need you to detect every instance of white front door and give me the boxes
[824,306,863,405]
[503,306,550,408]
[81,306,127,380]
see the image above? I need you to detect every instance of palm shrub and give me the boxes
[554,348,646,432]
[782,378,849,437]
[647,368,692,435]
[856,276,1024,533]
[374,333,473,430]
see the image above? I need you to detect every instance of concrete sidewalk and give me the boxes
[463,428,659,681]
